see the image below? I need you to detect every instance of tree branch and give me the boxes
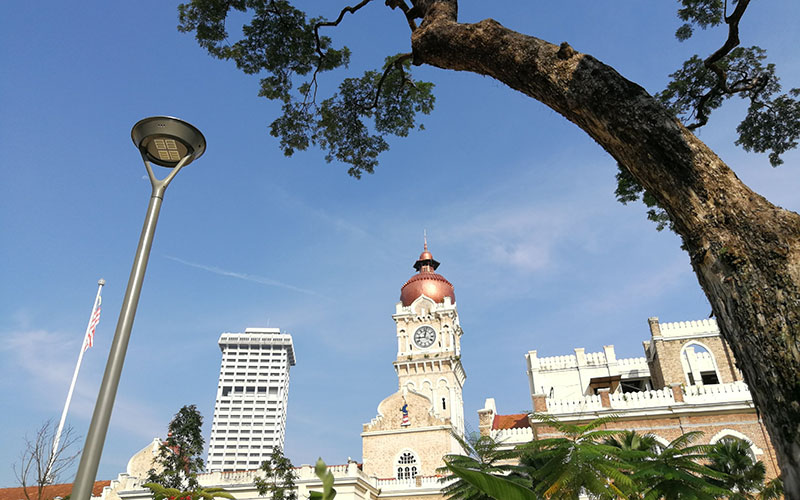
[687,0,752,130]
[314,0,374,59]
[365,53,414,110]
[385,0,418,32]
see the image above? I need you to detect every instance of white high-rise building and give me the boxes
[207,327,296,472]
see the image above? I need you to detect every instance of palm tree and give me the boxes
[629,431,729,500]
[706,439,766,500]
[603,431,659,455]
[518,413,631,500]
[439,431,525,500]
[602,430,660,498]
[757,476,783,500]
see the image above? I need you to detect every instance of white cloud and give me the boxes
[438,197,599,274]
[164,256,332,300]
[0,327,169,442]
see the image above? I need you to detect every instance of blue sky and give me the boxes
[1,0,799,487]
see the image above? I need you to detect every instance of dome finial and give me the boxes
[401,239,455,306]
[413,236,439,272]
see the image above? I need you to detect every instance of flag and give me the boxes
[82,293,102,352]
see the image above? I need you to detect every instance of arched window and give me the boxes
[652,435,670,455]
[396,451,418,479]
[709,430,763,460]
[717,436,757,462]
[680,342,721,386]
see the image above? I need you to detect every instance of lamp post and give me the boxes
[71,117,206,500]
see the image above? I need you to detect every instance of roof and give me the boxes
[492,413,531,430]
[0,481,111,500]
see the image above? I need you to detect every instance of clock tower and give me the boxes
[362,243,466,480]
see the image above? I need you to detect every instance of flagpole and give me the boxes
[50,279,105,474]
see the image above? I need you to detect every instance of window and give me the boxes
[681,342,721,386]
[588,375,621,394]
[620,378,650,393]
[396,451,418,480]
[701,371,720,385]
[442,397,446,410]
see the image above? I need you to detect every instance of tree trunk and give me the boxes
[411,2,800,494]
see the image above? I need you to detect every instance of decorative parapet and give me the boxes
[542,381,752,416]
[684,381,752,404]
[584,351,606,366]
[608,387,674,409]
[546,394,603,413]
[365,413,385,429]
[111,463,371,500]
[657,319,719,339]
[535,352,647,372]
[536,354,578,371]
[491,426,534,444]
[694,350,713,362]
[100,473,142,500]
[617,356,648,368]
[197,469,259,486]
[376,475,442,489]
[376,477,418,489]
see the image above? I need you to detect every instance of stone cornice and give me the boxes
[361,424,454,437]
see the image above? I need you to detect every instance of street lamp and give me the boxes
[71,117,206,500]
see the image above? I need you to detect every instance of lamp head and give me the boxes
[131,116,206,167]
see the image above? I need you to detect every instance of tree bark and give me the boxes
[410,2,800,494]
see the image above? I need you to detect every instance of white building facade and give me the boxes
[207,328,296,472]
[479,317,781,480]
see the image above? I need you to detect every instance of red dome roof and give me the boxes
[399,243,455,306]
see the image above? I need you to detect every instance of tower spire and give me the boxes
[424,229,428,251]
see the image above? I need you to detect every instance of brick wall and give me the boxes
[530,409,780,480]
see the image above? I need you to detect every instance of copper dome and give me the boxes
[400,243,455,307]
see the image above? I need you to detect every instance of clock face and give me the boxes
[413,325,437,348]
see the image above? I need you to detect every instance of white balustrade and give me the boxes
[491,426,534,443]
[543,381,752,415]
[608,387,674,409]
[538,354,578,370]
[683,381,752,404]
[546,394,602,414]
[376,475,443,491]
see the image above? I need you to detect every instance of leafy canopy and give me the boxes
[621,0,800,230]
[179,0,799,230]
[707,438,767,500]
[627,431,730,500]
[439,431,527,500]
[439,416,787,500]
[146,405,206,491]
[518,413,632,499]
[178,0,434,178]
[254,446,298,500]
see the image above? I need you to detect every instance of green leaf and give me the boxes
[445,463,538,500]
[313,458,336,500]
